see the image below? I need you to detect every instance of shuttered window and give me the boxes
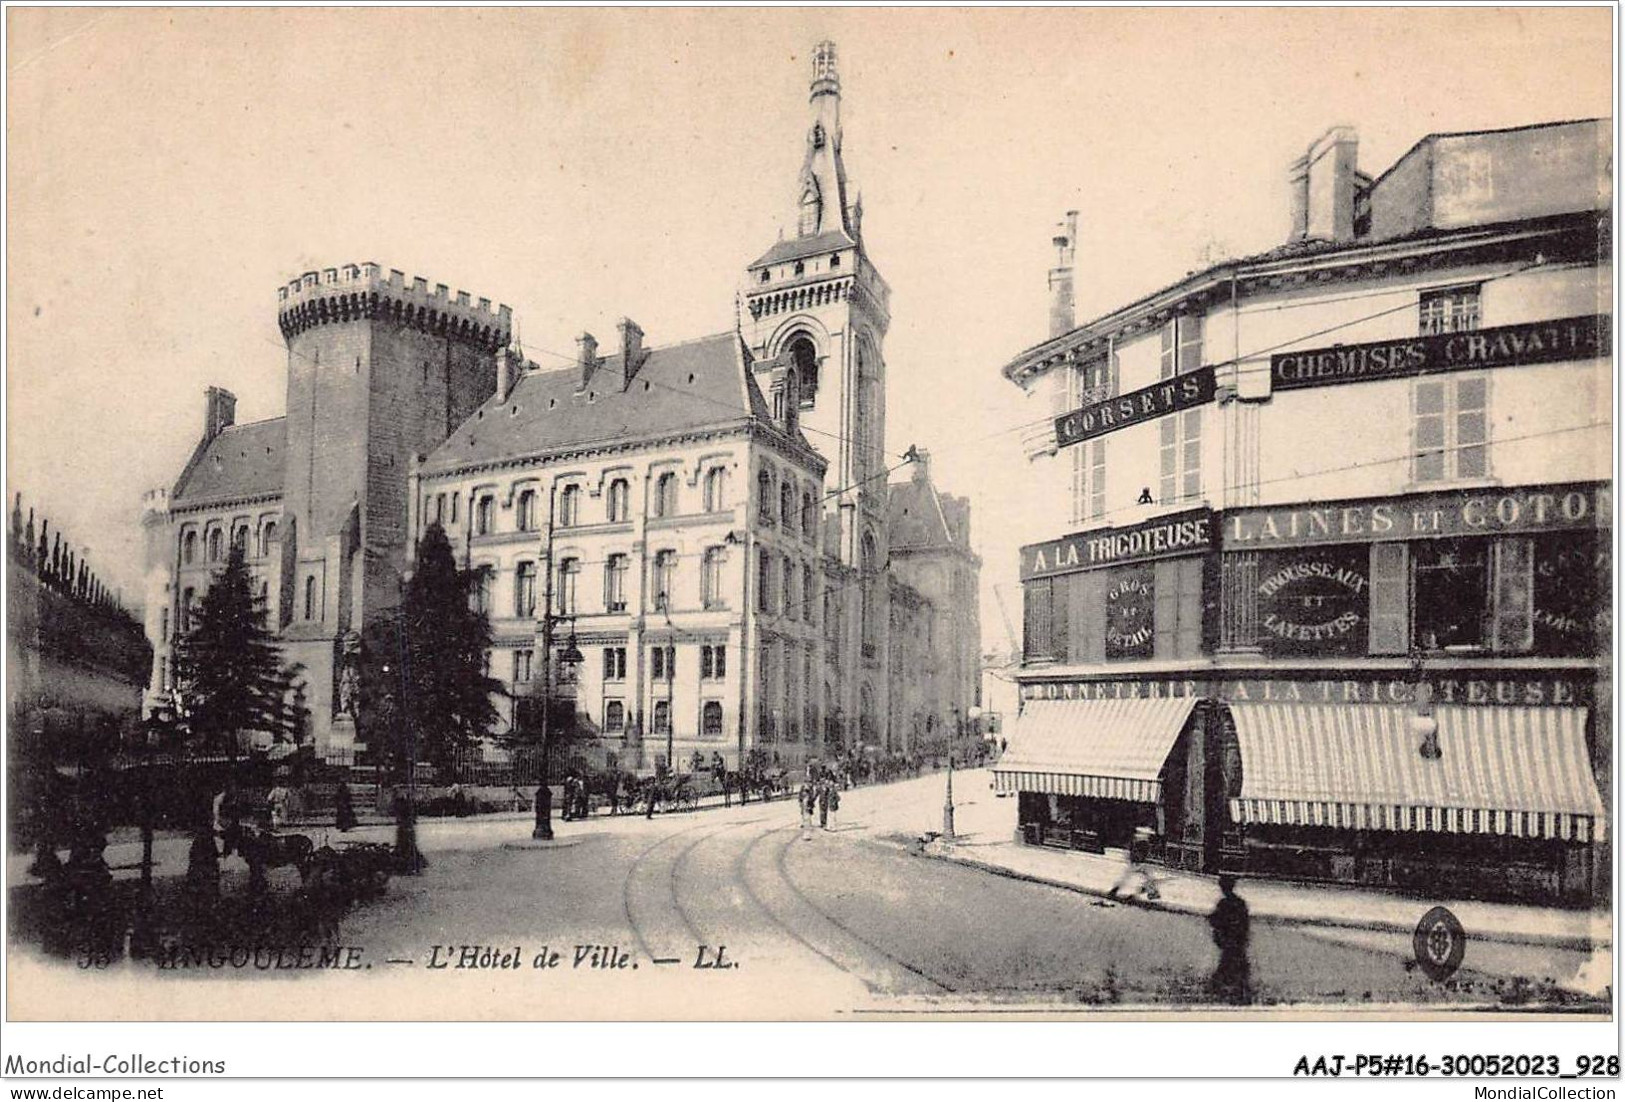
[1154,557,1203,659]
[1491,537,1535,653]
[1368,543,1409,655]
[1023,578,1055,661]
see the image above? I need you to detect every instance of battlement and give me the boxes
[141,488,170,519]
[276,262,513,350]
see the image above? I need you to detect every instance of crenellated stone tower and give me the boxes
[741,41,893,751]
[275,264,511,754]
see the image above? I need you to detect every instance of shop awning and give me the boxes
[993,696,1198,803]
[1229,704,1606,843]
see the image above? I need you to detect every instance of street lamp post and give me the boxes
[942,749,957,841]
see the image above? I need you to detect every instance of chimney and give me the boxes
[1290,127,1359,243]
[1047,210,1078,338]
[911,447,932,486]
[496,347,521,401]
[576,332,599,390]
[618,318,646,388]
[204,386,236,440]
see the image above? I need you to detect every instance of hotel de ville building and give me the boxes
[996,119,1611,902]
[138,43,980,778]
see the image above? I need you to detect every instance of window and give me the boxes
[449,493,459,524]
[512,649,533,683]
[757,469,774,524]
[207,528,223,562]
[303,575,317,620]
[1419,285,1481,336]
[701,644,727,679]
[650,644,676,681]
[801,493,817,542]
[756,548,773,614]
[556,558,579,615]
[701,547,726,609]
[470,566,492,615]
[703,467,727,512]
[793,260,805,276]
[181,531,197,565]
[780,482,796,529]
[1160,314,1204,378]
[159,656,170,692]
[433,493,445,524]
[259,521,278,558]
[606,478,630,523]
[604,553,628,611]
[861,532,879,656]
[1072,438,1107,524]
[1153,558,1202,659]
[652,700,672,735]
[1413,538,1490,650]
[1159,409,1202,504]
[160,607,170,641]
[603,646,627,681]
[829,254,841,270]
[475,495,494,535]
[514,562,537,618]
[798,187,818,236]
[789,337,819,405]
[702,701,724,736]
[785,556,799,619]
[802,565,815,623]
[653,473,677,519]
[1413,375,1487,483]
[652,550,676,611]
[181,588,196,633]
[232,525,249,552]
[1023,578,1054,661]
[604,700,625,732]
[518,489,539,531]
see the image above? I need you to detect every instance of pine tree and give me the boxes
[172,543,308,890]
[359,522,500,871]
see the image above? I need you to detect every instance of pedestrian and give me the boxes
[576,777,591,820]
[1208,875,1252,1004]
[266,784,290,830]
[817,781,830,830]
[1107,825,1160,901]
[827,784,840,831]
[334,782,357,832]
[799,780,814,833]
[645,776,658,820]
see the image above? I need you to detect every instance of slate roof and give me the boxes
[171,418,286,508]
[749,229,856,269]
[888,476,955,552]
[423,332,817,475]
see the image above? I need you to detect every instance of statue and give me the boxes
[335,632,362,719]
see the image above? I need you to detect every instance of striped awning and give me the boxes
[993,696,1198,803]
[1229,704,1606,843]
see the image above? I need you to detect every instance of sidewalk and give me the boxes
[920,770,1610,954]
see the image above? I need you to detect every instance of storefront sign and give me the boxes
[1225,482,1608,549]
[1256,547,1369,657]
[1270,314,1609,392]
[1104,565,1155,659]
[1054,366,1215,448]
[1020,675,1592,707]
[1021,508,1212,581]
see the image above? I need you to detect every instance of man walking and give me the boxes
[1209,875,1252,1004]
[1107,825,1160,901]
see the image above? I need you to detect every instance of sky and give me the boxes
[6,6,1614,649]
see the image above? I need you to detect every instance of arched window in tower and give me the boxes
[259,521,278,559]
[788,337,819,407]
[303,575,317,621]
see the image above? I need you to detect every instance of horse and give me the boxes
[223,822,315,893]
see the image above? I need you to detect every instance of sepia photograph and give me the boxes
[1,3,1619,1078]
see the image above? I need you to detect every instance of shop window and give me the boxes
[1533,532,1606,657]
[1489,538,1536,653]
[1154,557,1202,659]
[1105,566,1153,660]
[1159,409,1202,505]
[1412,538,1490,651]
[1413,375,1487,483]
[1419,285,1481,336]
[702,701,724,736]
[603,646,627,681]
[604,700,625,732]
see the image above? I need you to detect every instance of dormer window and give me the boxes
[794,261,805,276]
[759,270,771,284]
[829,254,841,269]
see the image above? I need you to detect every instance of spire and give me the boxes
[795,39,851,240]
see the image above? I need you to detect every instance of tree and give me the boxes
[358,523,501,870]
[171,543,307,889]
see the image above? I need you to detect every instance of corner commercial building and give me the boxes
[997,120,1610,901]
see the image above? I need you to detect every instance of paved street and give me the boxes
[19,770,1574,1019]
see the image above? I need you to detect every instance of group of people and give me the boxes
[559,773,594,821]
[798,768,843,834]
